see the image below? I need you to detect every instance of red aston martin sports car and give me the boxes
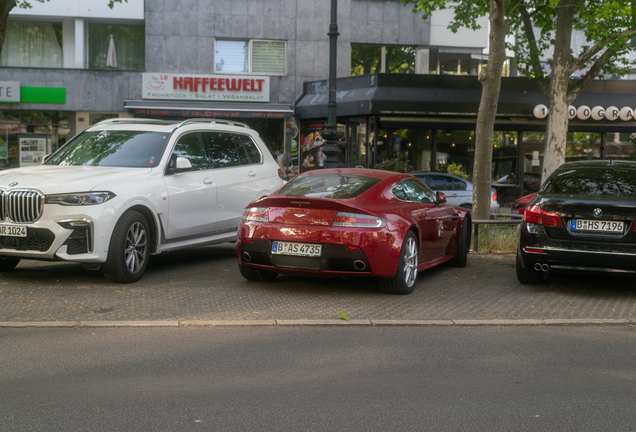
[236,168,472,294]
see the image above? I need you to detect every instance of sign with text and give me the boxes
[142,73,270,102]
[0,81,20,103]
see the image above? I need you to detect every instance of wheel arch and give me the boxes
[122,205,159,254]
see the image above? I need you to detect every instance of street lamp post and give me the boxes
[321,0,344,168]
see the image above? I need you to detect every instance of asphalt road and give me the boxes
[1,244,636,324]
[2,326,636,432]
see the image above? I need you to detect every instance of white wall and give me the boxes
[9,0,144,20]
[430,9,488,49]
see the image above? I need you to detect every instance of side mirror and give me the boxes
[175,157,193,172]
[436,191,447,204]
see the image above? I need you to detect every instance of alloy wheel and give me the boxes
[124,221,148,273]
[403,236,418,287]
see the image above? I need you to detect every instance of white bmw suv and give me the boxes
[0,118,284,282]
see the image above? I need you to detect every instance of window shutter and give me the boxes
[252,41,285,74]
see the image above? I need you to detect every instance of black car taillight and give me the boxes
[524,205,563,227]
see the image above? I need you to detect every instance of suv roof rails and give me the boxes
[92,118,179,127]
[175,118,252,129]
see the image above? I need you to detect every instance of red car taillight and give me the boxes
[492,191,497,202]
[524,205,562,227]
[332,212,386,228]
[242,207,269,222]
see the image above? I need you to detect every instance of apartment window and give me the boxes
[87,23,145,70]
[351,45,416,75]
[1,21,63,68]
[214,40,286,75]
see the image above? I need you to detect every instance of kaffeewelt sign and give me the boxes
[142,73,270,102]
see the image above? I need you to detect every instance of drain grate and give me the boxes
[92,307,116,314]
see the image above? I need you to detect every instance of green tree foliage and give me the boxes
[508,0,636,182]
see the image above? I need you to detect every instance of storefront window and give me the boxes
[435,130,474,179]
[566,132,602,161]
[1,21,63,68]
[0,111,71,170]
[351,45,415,75]
[299,122,345,172]
[605,133,636,161]
[348,118,367,168]
[88,23,145,70]
[492,131,517,182]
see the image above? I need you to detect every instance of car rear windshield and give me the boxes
[542,167,636,196]
[45,131,170,168]
[279,174,383,199]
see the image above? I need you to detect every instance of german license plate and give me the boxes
[571,219,624,233]
[0,224,27,237]
[272,241,322,257]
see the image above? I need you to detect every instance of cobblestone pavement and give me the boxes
[1,243,636,323]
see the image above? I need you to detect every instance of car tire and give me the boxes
[515,252,544,284]
[378,231,418,295]
[238,263,278,282]
[0,257,20,271]
[102,211,150,283]
[449,216,471,268]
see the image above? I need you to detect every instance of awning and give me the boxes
[124,100,294,119]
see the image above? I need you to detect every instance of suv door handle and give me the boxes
[203,177,213,185]
[248,171,256,177]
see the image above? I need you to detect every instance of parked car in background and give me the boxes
[516,160,636,284]
[237,169,472,294]
[411,172,500,214]
[0,118,284,283]
[511,193,536,216]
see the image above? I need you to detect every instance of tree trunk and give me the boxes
[0,0,16,58]
[540,0,578,184]
[472,0,508,221]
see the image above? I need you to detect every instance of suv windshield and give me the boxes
[279,174,382,199]
[45,131,170,168]
[542,167,636,196]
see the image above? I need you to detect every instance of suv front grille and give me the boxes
[1,189,45,223]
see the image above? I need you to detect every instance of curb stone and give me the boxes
[1,318,635,328]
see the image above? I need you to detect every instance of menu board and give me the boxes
[19,137,47,167]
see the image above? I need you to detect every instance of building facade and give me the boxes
[1,0,635,198]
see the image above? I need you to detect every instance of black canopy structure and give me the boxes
[295,74,636,133]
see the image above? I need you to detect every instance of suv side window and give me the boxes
[202,132,241,168]
[428,175,453,191]
[236,134,263,165]
[171,132,207,171]
[455,179,468,191]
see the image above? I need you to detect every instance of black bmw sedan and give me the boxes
[516,160,636,284]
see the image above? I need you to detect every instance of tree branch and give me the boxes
[570,26,636,73]
[519,2,550,96]
[567,48,614,102]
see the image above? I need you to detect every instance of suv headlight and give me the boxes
[45,192,116,206]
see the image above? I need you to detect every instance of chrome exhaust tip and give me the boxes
[534,263,543,271]
[353,260,367,271]
[542,263,549,272]
[242,252,252,262]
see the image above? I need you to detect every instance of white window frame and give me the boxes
[214,39,287,76]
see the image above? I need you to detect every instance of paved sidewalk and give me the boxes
[1,244,636,327]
